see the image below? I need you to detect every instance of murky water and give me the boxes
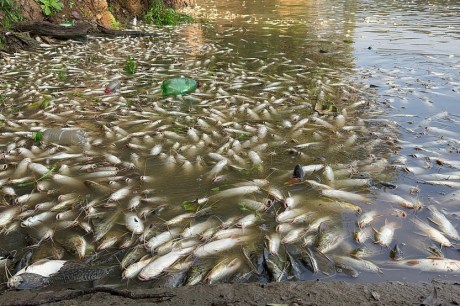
[1,0,460,290]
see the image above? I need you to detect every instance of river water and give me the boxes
[0,0,460,289]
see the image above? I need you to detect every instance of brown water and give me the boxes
[0,0,460,289]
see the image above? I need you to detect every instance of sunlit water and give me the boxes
[0,0,460,290]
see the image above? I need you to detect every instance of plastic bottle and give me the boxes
[33,128,88,146]
[105,80,121,94]
[161,78,202,96]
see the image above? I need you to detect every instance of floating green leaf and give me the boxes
[182,200,198,212]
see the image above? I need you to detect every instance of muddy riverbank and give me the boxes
[1,280,459,305]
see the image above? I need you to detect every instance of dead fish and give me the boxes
[332,255,381,274]
[320,189,371,204]
[427,205,460,241]
[412,218,452,247]
[390,244,404,261]
[15,259,67,277]
[49,262,115,283]
[357,210,380,228]
[7,273,50,290]
[381,193,423,210]
[263,249,288,282]
[138,247,194,281]
[205,257,242,284]
[392,258,460,273]
[374,221,398,247]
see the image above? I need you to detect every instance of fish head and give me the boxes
[7,275,23,289]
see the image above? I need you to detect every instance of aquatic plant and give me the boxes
[38,0,64,17]
[0,0,23,29]
[124,56,137,75]
[144,0,194,26]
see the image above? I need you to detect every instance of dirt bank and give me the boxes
[2,0,196,30]
[1,280,459,306]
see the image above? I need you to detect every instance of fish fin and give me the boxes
[413,230,427,237]
[31,258,50,265]
[139,254,150,261]
[316,251,332,263]
[426,217,440,227]
[426,256,444,259]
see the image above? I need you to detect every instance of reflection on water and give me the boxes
[0,0,460,290]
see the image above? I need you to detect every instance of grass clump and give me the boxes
[144,0,194,26]
[110,16,122,30]
[0,0,23,29]
[124,56,137,75]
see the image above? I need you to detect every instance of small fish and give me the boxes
[122,255,152,279]
[374,221,398,247]
[124,213,144,234]
[412,218,452,247]
[381,193,423,210]
[316,226,346,253]
[332,255,381,274]
[60,234,86,259]
[353,227,373,244]
[263,249,288,282]
[138,247,194,281]
[390,244,404,261]
[357,210,380,228]
[320,189,371,204]
[146,228,181,253]
[267,232,281,255]
[15,259,67,277]
[194,236,251,257]
[392,258,460,273]
[427,205,460,241]
[210,185,260,200]
[205,257,242,284]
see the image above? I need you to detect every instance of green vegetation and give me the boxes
[124,56,137,75]
[54,70,67,81]
[144,0,194,26]
[109,15,122,30]
[0,0,23,29]
[38,0,64,16]
[28,98,52,109]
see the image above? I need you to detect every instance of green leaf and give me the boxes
[33,131,43,141]
[182,200,198,212]
[238,201,250,212]
[41,99,51,108]
[211,187,220,192]
[44,6,51,16]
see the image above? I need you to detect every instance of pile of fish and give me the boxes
[1,2,460,290]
